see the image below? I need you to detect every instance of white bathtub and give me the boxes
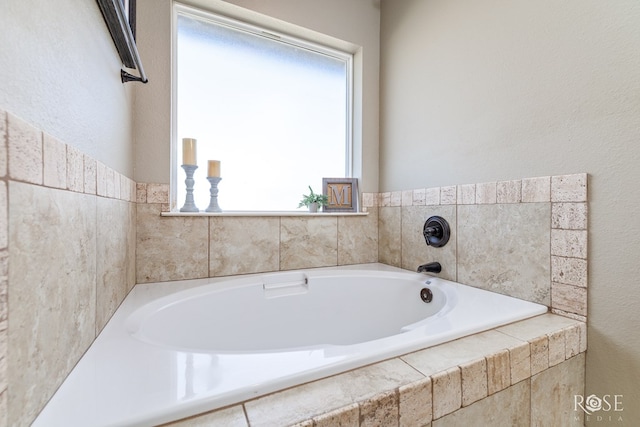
[34,264,547,427]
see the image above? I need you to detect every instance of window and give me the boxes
[173,5,353,211]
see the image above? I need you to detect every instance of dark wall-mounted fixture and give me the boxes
[97,0,148,83]
[423,216,450,247]
[417,262,441,274]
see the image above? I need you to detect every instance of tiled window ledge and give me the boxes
[136,183,370,217]
[160,211,370,217]
[165,314,586,427]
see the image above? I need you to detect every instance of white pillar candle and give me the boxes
[182,138,197,165]
[208,160,221,177]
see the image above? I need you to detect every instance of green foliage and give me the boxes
[298,185,329,208]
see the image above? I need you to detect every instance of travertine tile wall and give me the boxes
[117,176,589,425]
[135,175,588,425]
[135,184,379,283]
[135,174,587,319]
[0,110,7,427]
[370,173,589,321]
[0,109,136,427]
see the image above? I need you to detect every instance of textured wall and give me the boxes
[0,0,135,176]
[380,0,640,424]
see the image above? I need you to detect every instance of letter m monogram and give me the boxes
[330,184,351,206]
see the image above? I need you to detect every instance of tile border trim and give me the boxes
[3,109,136,203]
[363,174,587,208]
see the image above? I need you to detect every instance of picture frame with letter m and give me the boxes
[322,178,359,212]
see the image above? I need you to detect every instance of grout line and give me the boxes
[207,215,211,278]
[278,216,282,271]
[242,404,251,427]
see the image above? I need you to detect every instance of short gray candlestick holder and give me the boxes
[180,164,199,212]
[205,176,222,212]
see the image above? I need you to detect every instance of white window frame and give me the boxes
[170,2,358,212]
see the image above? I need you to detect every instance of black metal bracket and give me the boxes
[121,69,148,84]
[423,216,450,248]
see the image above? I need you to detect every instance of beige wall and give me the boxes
[133,0,380,192]
[380,0,640,424]
[0,0,136,176]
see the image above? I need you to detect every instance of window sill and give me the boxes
[161,211,369,217]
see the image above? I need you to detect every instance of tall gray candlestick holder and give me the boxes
[205,177,222,212]
[180,164,199,212]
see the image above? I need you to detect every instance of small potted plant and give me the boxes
[298,186,328,212]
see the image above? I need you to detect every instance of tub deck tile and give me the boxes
[312,403,359,427]
[161,405,248,427]
[359,390,398,427]
[460,358,487,407]
[548,329,566,366]
[508,342,531,385]
[244,358,422,427]
[400,330,522,377]
[432,367,462,419]
[495,313,581,342]
[564,324,581,359]
[529,335,549,376]
[486,349,511,395]
[398,376,432,426]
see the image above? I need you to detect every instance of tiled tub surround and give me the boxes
[131,178,588,425]
[162,314,586,426]
[0,109,137,426]
[131,175,588,426]
[0,106,589,426]
[372,173,588,322]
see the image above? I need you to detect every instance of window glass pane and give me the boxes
[176,12,350,211]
